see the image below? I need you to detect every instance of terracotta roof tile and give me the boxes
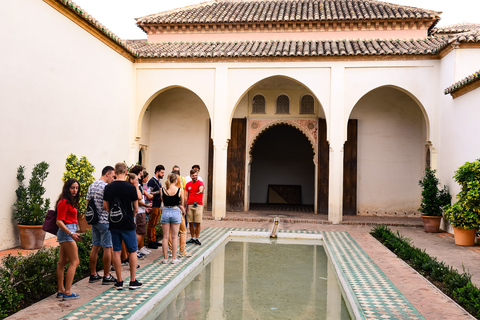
[136,0,440,27]
[432,23,480,35]
[127,37,449,58]
[445,70,480,95]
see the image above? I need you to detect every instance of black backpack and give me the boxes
[109,197,125,224]
[86,198,99,225]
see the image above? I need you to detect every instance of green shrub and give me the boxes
[418,168,451,216]
[0,229,101,319]
[371,225,480,318]
[12,162,51,225]
[444,159,480,230]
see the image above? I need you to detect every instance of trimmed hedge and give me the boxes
[371,225,480,319]
[0,229,102,319]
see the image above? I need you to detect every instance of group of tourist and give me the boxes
[54,162,205,299]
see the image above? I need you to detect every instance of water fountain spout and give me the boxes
[270,216,279,238]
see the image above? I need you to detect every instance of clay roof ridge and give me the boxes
[432,22,480,34]
[136,0,441,26]
[369,0,441,16]
[134,0,216,22]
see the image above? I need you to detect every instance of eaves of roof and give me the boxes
[127,38,449,59]
[445,70,480,98]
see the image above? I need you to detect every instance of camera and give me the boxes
[193,202,198,208]
[475,231,480,238]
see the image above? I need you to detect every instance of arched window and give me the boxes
[300,94,314,114]
[252,94,266,114]
[139,146,146,166]
[276,95,290,114]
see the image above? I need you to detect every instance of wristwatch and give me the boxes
[69,231,73,236]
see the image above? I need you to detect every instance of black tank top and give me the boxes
[162,187,181,207]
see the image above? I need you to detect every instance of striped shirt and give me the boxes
[86,180,109,224]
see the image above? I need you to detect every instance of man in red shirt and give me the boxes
[185,169,204,245]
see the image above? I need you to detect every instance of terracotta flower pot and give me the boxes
[77,214,91,233]
[17,224,46,250]
[421,215,442,233]
[453,227,476,246]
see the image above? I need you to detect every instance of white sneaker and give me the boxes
[161,259,168,264]
[170,259,181,264]
[139,247,150,255]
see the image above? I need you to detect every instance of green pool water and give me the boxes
[149,239,351,319]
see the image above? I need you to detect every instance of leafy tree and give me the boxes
[62,154,95,215]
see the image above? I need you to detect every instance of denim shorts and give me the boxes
[161,206,181,224]
[110,229,138,253]
[92,223,112,248]
[57,223,77,243]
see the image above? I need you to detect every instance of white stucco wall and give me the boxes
[142,88,210,194]
[0,1,134,250]
[350,87,426,216]
[438,50,480,226]
[453,48,480,82]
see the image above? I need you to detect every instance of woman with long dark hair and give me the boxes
[160,173,185,264]
[55,178,81,300]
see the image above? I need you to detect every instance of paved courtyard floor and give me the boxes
[4,212,479,320]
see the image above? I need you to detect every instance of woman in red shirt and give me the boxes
[55,178,81,300]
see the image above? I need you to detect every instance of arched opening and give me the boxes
[348,86,427,216]
[138,87,211,204]
[138,146,146,167]
[249,124,315,211]
[227,75,328,213]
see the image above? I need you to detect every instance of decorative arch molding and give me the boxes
[247,119,318,163]
[347,84,431,142]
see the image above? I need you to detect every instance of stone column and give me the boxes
[212,66,229,220]
[328,66,346,224]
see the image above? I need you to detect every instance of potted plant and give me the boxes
[444,159,480,246]
[13,162,50,249]
[418,168,451,233]
[62,154,95,232]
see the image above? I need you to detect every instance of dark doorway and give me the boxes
[250,124,315,209]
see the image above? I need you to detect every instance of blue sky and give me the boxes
[71,0,480,39]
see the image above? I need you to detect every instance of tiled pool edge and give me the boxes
[61,227,424,320]
[323,231,425,320]
[321,232,365,320]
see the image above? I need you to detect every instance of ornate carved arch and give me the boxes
[247,119,318,163]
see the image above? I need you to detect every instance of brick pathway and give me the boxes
[3,213,477,320]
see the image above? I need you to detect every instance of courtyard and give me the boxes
[4,212,479,320]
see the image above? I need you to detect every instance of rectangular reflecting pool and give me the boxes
[61,228,424,320]
[146,237,351,319]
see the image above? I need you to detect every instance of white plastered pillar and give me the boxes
[328,66,346,224]
[212,66,229,220]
